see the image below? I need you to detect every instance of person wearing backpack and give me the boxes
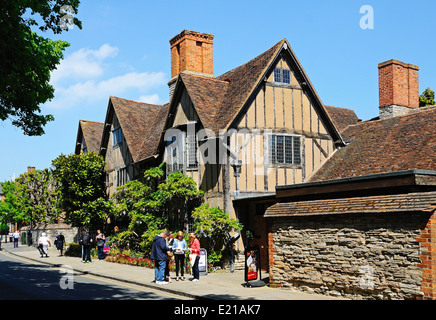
[79,229,93,263]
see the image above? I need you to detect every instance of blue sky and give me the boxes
[1,0,435,181]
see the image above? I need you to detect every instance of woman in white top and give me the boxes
[172,231,188,281]
[38,233,51,258]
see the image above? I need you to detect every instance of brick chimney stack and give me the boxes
[168,30,214,100]
[378,59,419,119]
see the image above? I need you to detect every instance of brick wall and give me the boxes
[268,212,435,300]
[378,59,419,109]
[419,211,436,299]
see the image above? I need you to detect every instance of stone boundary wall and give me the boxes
[21,223,79,247]
[268,212,433,300]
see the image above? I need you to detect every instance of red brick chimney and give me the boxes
[168,30,214,100]
[170,30,214,78]
[378,59,419,119]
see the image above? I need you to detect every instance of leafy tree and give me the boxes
[110,164,204,255]
[52,152,108,229]
[0,181,20,225]
[192,204,243,264]
[157,171,204,231]
[419,88,435,107]
[0,0,82,136]
[111,179,167,252]
[14,168,61,225]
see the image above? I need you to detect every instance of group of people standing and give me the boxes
[36,229,107,261]
[34,228,202,286]
[79,229,106,263]
[8,230,21,248]
[151,230,201,285]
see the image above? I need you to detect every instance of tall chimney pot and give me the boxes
[378,59,419,119]
[168,30,214,100]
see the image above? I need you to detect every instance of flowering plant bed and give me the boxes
[104,253,192,273]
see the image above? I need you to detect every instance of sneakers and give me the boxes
[156,281,168,285]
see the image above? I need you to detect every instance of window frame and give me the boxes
[273,68,291,85]
[268,134,302,166]
[112,126,123,147]
[116,166,128,187]
[166,129,198,174]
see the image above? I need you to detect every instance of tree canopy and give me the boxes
[419,88,435,107]
[111,164,205,254]
[0,0,81,136]
[52,151,108,229]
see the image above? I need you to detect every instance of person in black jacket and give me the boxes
[79,229,93,263]
[150,230,170,285]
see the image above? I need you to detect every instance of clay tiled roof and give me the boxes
[179,73,229,131]
[173,40,284,134]
[135,102,170,163]
[265,191,436,217]
[109,96,169,163]
[173,39,342,145]
[214,40,284,131]
[325,105,360,133]
[76,120,104,154]
[310,106,436,182]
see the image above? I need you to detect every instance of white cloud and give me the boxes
[47,72,166,109]
[46,44,167,110]
[138,94,161,104]
[51,44,119,84]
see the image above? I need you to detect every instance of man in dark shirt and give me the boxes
[150,230,170,285]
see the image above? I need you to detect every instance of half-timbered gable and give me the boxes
[226,41,344,200]
[100,96,169,196]
[163,34,345,209]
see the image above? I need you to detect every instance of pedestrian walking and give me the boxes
[96,229,106,260]
[55,232,65,256]
[188,233,201,282]
[150,230,170,285]
[173,231,188,281]
[38,233,51,257]
[79,229,92,263]
[13,230,20,248]
[165,232,174,283]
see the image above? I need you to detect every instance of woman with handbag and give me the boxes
[188,233,201,282]
[173,231,188,281]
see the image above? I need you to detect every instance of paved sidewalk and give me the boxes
[2,243,341,300]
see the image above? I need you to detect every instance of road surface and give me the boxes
[0,250,191,300]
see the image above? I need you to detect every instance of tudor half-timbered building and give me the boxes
[74,30,358,260]
[160,30,358,261]
[73,30,436,299]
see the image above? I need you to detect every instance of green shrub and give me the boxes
[65,243,82,257]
